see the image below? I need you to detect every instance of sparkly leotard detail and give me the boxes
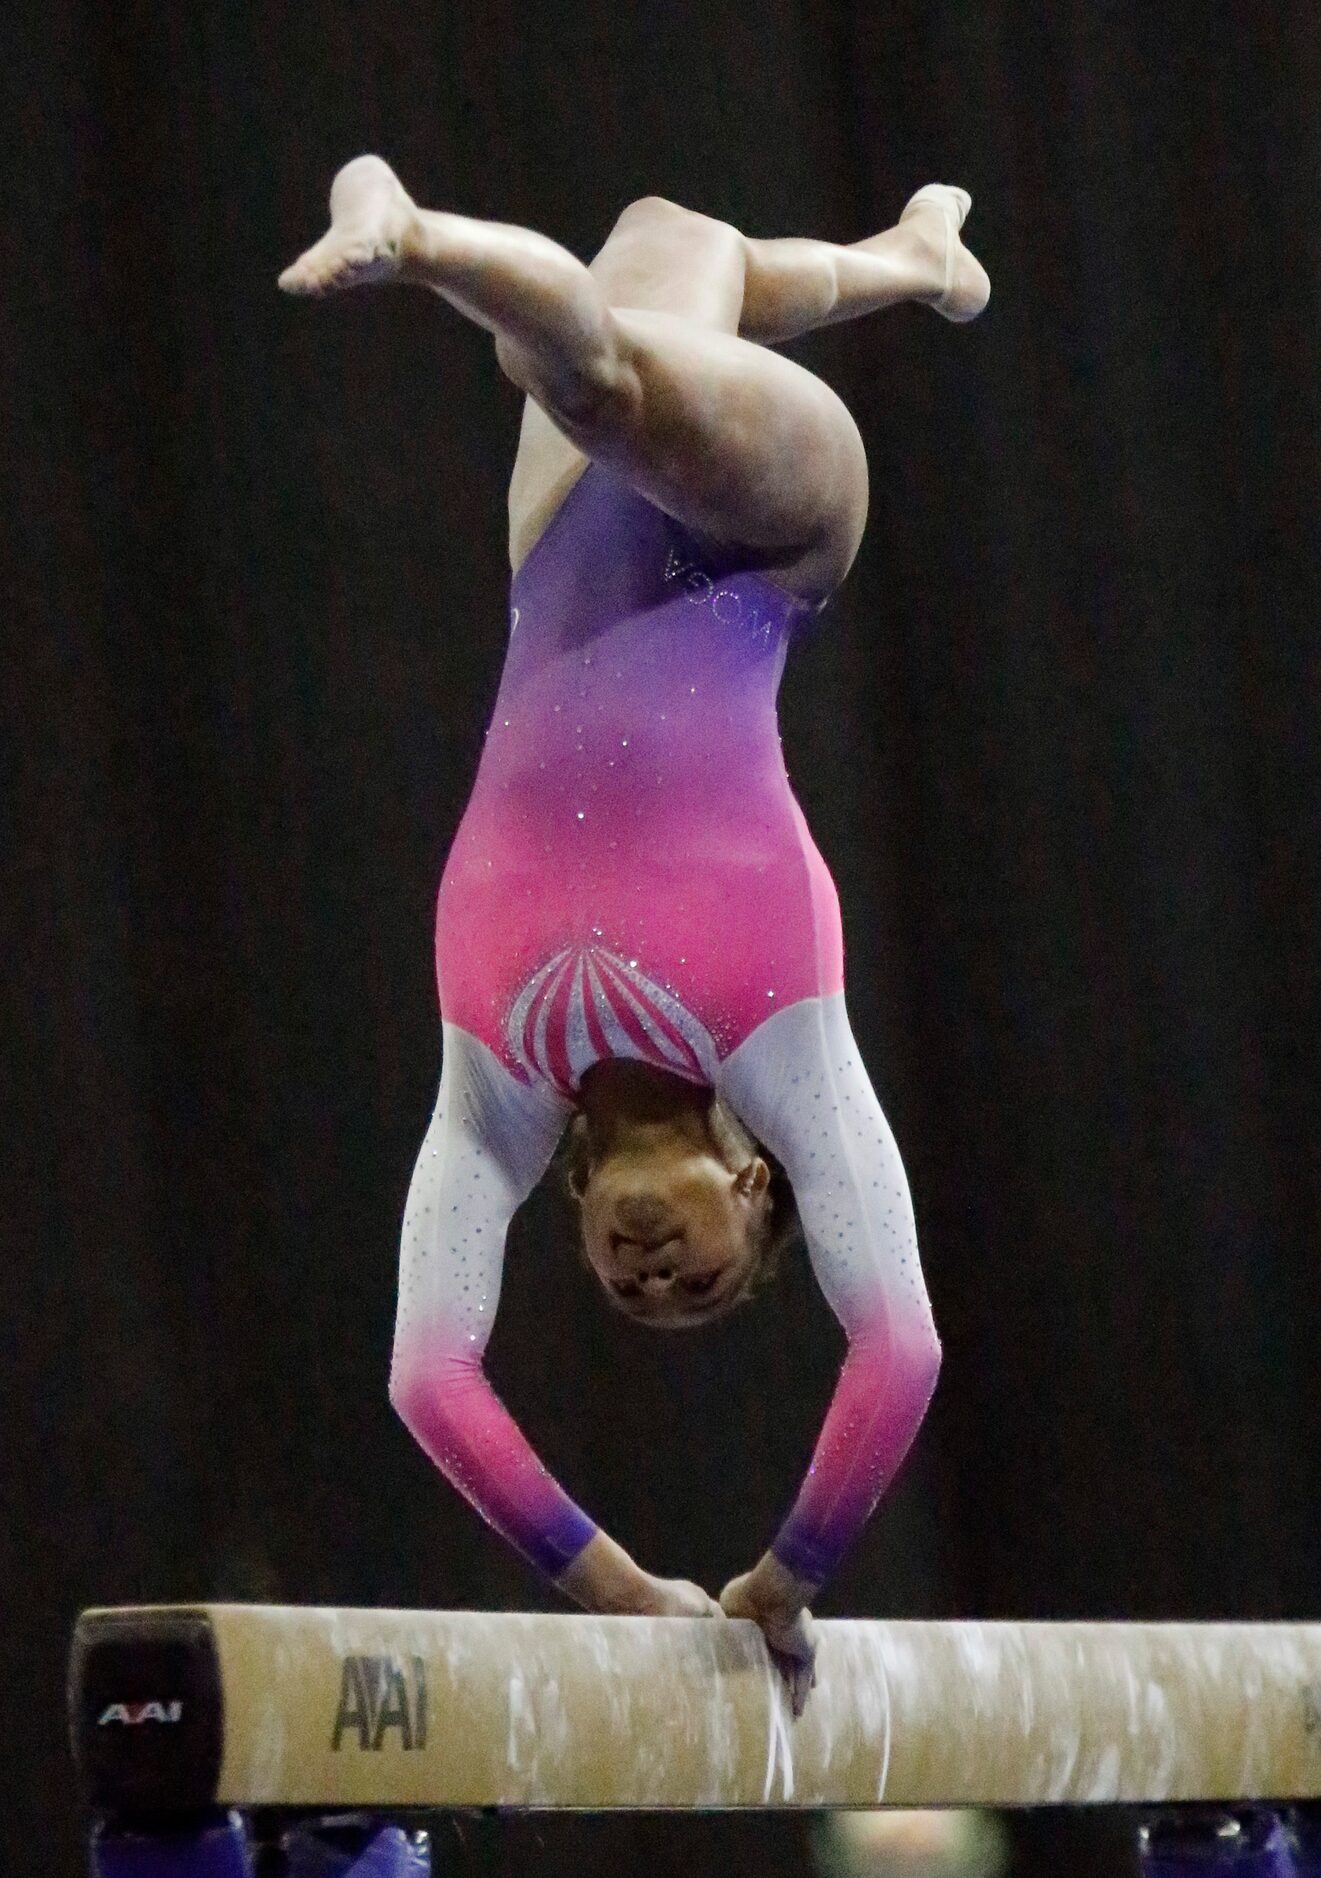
[390,462,941,1588]
[433,460,843,1094]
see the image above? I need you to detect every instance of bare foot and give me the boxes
[278,155,420,296]
[898,184,991,323]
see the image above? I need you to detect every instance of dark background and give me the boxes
[5,1,1318,1873]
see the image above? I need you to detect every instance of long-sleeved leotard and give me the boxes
[389,460,942,1592]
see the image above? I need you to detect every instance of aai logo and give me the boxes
[331,1654,428,1753]
[97,1700,184,1726]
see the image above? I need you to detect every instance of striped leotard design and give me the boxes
[389,460,941,1590]
[505,943,720,1091]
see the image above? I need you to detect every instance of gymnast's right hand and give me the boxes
[556,1532,723,1618]
[635,1573,725,1619]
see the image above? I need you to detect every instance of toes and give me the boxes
[277,259,319,295]
[278,232,339,293]
[279,257,334,296]
[278,233,396,295]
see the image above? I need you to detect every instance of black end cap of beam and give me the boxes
[68,1610,223,1813]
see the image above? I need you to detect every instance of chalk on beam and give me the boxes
[69,1605,1321,1814]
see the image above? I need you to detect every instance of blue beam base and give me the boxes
[88,1812,431,1877]
[281,1813,430,1876]
[1139,1808,1296,1876]
[90,1810,253,1878]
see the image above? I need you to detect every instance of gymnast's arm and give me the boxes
[388,1023,717,1616]
[717,996,943,1606]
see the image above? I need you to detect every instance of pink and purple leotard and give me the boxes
[388,460,941,1592]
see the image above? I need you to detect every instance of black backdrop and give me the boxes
[5,2,1318,1873]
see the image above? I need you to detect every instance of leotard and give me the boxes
[389,460,941,1591]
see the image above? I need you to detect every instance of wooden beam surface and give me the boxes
[70,1605,1321,1811]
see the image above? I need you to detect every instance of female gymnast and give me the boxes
[280,161,989,1713]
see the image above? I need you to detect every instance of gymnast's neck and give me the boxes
[576,1060,718,1153]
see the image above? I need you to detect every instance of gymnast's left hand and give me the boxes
[720,1555,819,1718]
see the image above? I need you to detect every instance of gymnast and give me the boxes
[279,161,989,1714]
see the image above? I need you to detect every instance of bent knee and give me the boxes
[494,322,640,428]
[611,194,696,229]
[609,195,735,242]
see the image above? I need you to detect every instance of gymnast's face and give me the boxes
[573,1139,773,1329]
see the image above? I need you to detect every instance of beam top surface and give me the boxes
[70,1606,1321,1813]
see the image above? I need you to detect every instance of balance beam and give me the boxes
[69,1605,1321,1813]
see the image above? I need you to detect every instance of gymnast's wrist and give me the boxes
[554,1531,652,1615]
[748,1549,817,1617]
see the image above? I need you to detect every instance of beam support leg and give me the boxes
[281,1814,431,1875]
[88,1811,431,1877]
[90,1809,253,1876]
[1138,1807,1297,1875]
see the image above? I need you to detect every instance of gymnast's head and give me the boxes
[560,1060,798,1328]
